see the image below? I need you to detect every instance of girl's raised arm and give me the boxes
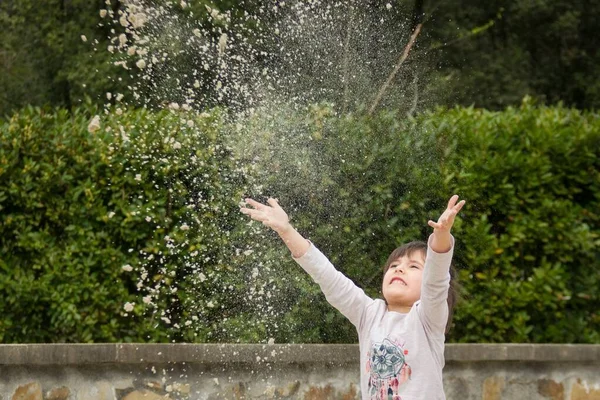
[240,198,310,258]
[419,195,465,333]
[240,197,374,327]
[428,195,465,253]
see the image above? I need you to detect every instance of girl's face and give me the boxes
[382,250,425,313]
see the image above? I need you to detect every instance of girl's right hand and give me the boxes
[240,198,292,235]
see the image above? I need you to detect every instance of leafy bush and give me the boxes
[1,99,598,343]
[0,104,246,342]
[439,98,600,342]
[240,99,600,344]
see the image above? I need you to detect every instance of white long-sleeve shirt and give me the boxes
[294,236,453,400]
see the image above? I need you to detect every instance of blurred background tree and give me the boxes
[1,0,599,116]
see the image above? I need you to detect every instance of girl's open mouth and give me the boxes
[390,277,407,286]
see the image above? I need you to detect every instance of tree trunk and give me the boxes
[58,0,72,109]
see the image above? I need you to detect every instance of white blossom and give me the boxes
[124,302,134,312]
[122,264,133,272]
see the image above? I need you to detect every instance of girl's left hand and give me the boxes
[428,195,465,233]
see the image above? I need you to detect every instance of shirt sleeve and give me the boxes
[417,234,454,335]
[293,243,374,328]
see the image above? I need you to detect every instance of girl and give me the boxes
[240,195,465,400]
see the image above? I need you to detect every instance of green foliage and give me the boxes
[238,100,600,344]
[0,104,245,342]
[437,99,600,342]
[423,0,600,109]
[1,101,598,344]
[0,0,134,116]
[2,0,600,117]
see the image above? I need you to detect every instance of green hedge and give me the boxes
[0,104,247,342]
[1,99,599,343]
[235,99,600,344]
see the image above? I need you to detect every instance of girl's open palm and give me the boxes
[428,195,465,233]
[240,198,291,234]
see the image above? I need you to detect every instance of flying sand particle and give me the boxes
[87,115,101,133]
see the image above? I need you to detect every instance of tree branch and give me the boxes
[368,23,422,115]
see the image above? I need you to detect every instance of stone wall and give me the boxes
[0,344,599,400]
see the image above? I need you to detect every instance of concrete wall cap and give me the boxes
[0,343,598,366]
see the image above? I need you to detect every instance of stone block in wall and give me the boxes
[570,379,600,400]
[79,380,115,400]
[121,389,168,400]
[45,387,70,400]
[444,377,472,399]
[303,383,358,400]
[12,383,42,400]
[538,379,564,400]
[482,376,505,400]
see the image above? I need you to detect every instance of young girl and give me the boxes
[240,195,465,400]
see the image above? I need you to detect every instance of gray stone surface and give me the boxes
[0,344,599,399]
[2,343,599,365]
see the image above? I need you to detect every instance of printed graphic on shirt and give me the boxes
[366,338,411,400]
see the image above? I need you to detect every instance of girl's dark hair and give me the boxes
[382,241,460,334]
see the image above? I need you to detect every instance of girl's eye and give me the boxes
[410,265,419,269]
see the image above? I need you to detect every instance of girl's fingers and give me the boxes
[240,208,267,221]
[454,200,466,213]
[447,195,459,209]
[267,198,280,209]
[428,220,440,229]
[245,198,266,210]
